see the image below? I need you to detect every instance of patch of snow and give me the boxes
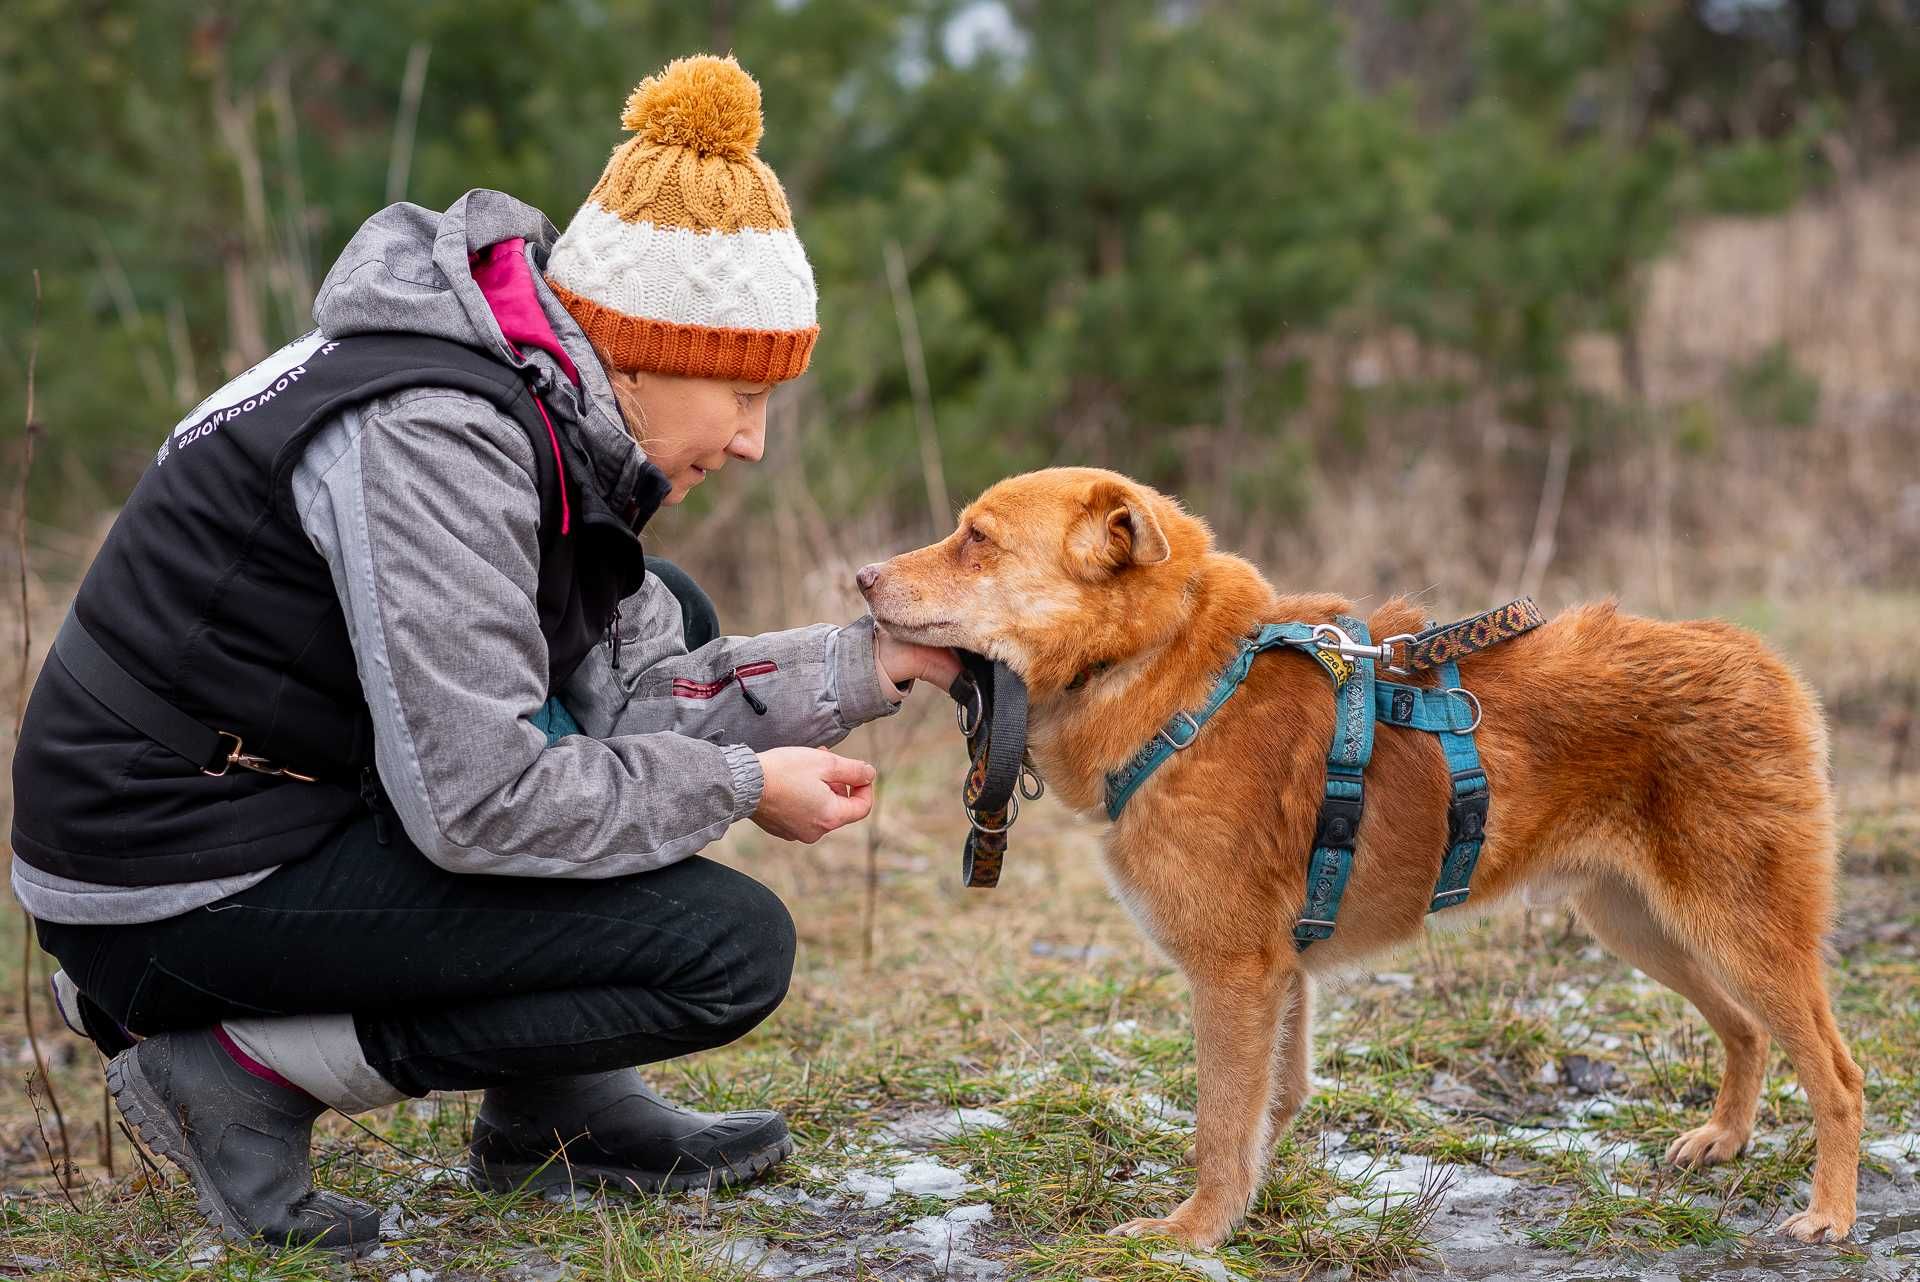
[880,1106,1010,1147]
[1372,971,1416,989]
[1151,1250,1233,1281]
[838,1156,978,1206]
[837,1168,896,1208]
[892,1157,974,1198]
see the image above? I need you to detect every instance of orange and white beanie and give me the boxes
[546,54,818,384]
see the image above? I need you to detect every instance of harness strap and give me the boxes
[1292,615,1375,951]
[1394,597,1544,673]
[1104,621,1324,819]
[1426,659,1489,912]
[1377,662,1490,911]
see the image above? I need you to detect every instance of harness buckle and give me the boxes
[1314,794,1364,850]
[1156,711,1201,752]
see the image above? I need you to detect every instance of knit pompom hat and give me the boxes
[545,54,818,383]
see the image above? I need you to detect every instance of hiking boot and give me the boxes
[467,1070,792,1197]
[107,1029,380,1254]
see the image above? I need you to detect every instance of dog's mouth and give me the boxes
[875,617,961,646]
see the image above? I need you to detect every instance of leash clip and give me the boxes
[1310,623,1401,666]
[205,731,317,782]
[1376,633,1417,675]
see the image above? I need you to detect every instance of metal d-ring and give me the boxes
[1445,687,1483,734]
[955,681,983,737]
[965,793,1019,834]
[1019,764,1046,801]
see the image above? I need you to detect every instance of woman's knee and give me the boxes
[723,875,796,1031]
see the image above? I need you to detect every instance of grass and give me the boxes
[2,687,1918,1278]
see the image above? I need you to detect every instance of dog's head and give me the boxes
[856,467,1210,692]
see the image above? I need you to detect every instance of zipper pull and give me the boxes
[608,610,623,671]
[733,666,769,715]
[359,766,391,846]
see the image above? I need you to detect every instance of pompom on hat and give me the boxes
[546,54,818,383]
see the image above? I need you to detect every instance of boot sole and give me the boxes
[471,1132,795,1198]
[107,1050,380,1258]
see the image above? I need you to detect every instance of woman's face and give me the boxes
[608,369,772,504]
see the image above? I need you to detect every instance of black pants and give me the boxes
[35,559,794,1097]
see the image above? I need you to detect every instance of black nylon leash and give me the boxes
[947,651,1037,888]
[53,611,316,781]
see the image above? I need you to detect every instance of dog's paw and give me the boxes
[1106,1210,1228,1250]
[1663,1123,1749,1167]
[1780,1208,1853,1244]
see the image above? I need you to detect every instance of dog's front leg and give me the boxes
[1111,956,1290,1250]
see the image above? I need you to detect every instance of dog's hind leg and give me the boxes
[1266,970,1313,1145]
[1111,955,1291,1250]
[1574,877,1768,1167]
[1717,940,1864,1242]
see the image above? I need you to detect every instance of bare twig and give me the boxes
[883,239,953,538]
[15,269,73,1188]
[386,41,433,206]
[26,1073,78,1211]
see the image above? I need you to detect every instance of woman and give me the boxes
[10,54,957,1252]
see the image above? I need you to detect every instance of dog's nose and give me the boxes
[856,563,883,593]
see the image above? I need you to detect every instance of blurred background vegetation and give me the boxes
[3,0,1917,624]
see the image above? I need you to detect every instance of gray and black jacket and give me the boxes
[11,190,898,925]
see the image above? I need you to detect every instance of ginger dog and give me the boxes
[856,467,1862,1249]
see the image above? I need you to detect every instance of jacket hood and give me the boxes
[312,189,659,516]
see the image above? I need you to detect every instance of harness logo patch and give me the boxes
[1313,650,1354,686]
[1392,689,1414,723]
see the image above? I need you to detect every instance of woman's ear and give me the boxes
[1074,480,1171,576]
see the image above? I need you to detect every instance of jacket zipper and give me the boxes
[608,609,623,670]
[671,661,777,715]
[733,662,772,715]
[359,766,392,846]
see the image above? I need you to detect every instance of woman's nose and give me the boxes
[730,419,766,463]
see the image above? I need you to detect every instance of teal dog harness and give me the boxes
[1102,599,1544,951]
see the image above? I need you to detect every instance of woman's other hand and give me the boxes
[751,747,876,843]
[874,630,962,698]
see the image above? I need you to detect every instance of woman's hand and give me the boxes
[874,630,963,698]
[751,747,876,843]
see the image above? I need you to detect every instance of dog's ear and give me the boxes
[1075,480,1171,575]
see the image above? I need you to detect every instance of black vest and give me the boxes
[11,332,653,886]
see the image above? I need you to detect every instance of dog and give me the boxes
[856,466,1862,1249]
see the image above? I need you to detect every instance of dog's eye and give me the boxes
[965,526,989,547]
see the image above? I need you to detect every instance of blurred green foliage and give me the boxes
[2,0,1913,523]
